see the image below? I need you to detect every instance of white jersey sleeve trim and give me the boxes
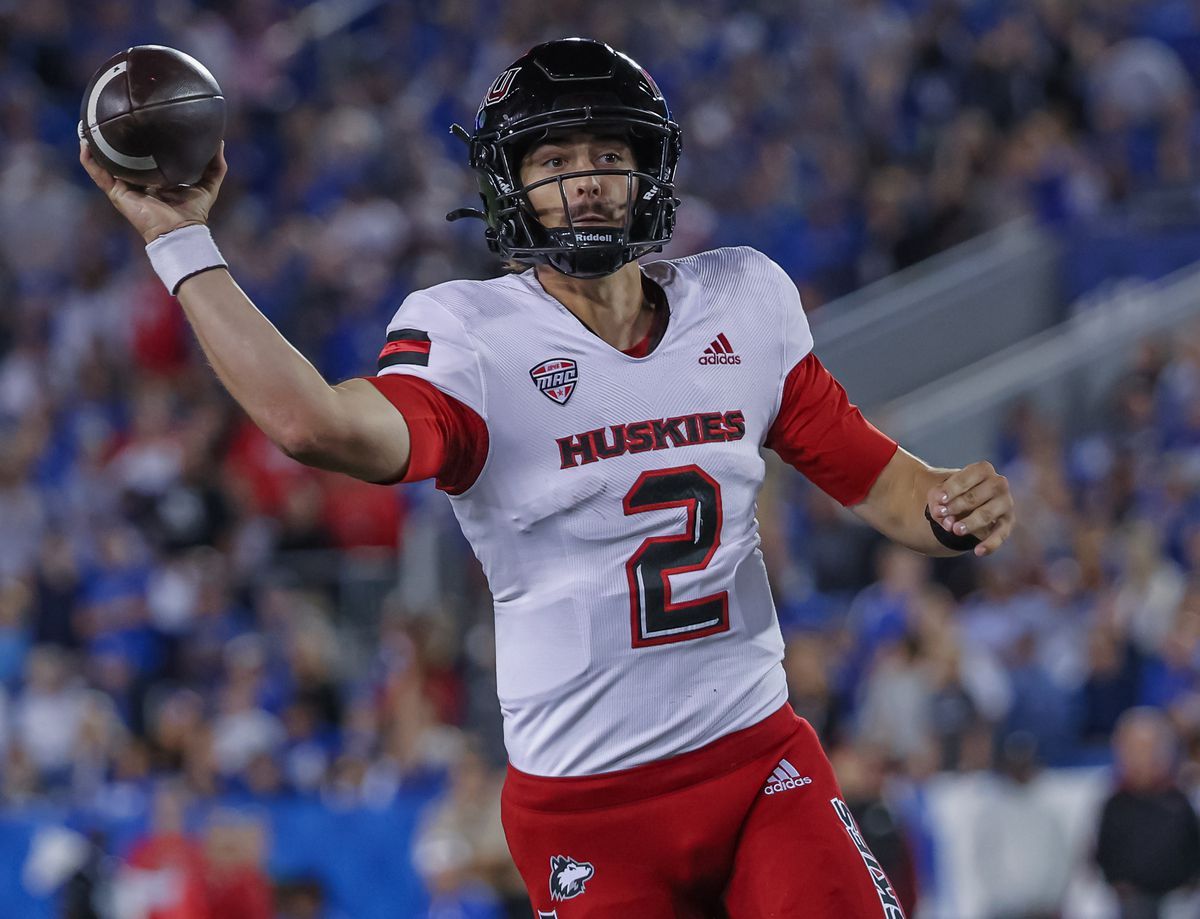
[378,291,489,421]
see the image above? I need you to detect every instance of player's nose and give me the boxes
[570,174,602,197]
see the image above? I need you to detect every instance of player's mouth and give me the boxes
[569,204,622,223]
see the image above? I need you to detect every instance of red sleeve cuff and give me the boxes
[363,375,488,495]
[765,353,898,506]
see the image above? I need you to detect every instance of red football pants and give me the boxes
[500,704,906,918]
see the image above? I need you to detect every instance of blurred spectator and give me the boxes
[1139,605,1200,711]
[0,577,32,684]
[59,830,109,919]
[30,532,83,649]
[413,742,523,917]
[784,632,844,743]
[119,782,210,919]
[971,732,1072,919]
[22,825,106,919]
[0,433,45,580]
[210,662,286,780]
[275,877,333,919]
[202,810,273,919]
[1005,627,1078,766]
[855,633,935,764]
[13,646,86,791]
[1095,707,1200,918]
[842,545,932,722]
[1113,522,1187,657]
[1079,617,1144,747]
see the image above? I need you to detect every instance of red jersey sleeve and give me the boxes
[765,353,898,506]
[363,375,488,495]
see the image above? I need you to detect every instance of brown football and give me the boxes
[78,45,225,187]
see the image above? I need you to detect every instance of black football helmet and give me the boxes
[448,38,682,278]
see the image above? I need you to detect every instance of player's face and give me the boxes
[518,132,636,230]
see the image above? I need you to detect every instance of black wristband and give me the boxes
[925,505,981,552]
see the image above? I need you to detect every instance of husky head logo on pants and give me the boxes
[549,854,594,900]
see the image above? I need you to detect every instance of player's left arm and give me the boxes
[758,249,1014,558]
[851,448,1015,558]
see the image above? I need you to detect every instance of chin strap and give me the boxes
[445,207,487,222]
[447,125,488,223]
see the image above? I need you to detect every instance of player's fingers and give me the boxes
[950,494,1013,540]
[197,141,227,194]
[929,499,957,532]
[944,477,1006,517]
[927,485,964,532]
[79,141,117,195]
[974,516,1014,557]
[111,177,133,200]
[936,461,996,505]
[927,484,950,518]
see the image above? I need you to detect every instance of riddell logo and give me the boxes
[700,333,741,365]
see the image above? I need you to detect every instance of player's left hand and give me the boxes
[927,461,1014,558]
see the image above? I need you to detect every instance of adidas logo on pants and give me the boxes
[763,758,812,795]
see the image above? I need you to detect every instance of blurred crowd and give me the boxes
[2,0,1200,916]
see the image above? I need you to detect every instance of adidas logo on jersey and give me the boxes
[763,758,812,795]
[700,333,741,365]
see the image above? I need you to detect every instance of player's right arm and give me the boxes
[80,142,411,483]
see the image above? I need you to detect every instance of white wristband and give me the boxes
[145,224,227,295]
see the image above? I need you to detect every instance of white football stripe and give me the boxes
[86,61,158,171]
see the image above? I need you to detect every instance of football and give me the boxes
[78,45,225,187]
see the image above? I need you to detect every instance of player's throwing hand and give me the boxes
[79,140,226,244]
[927,461,1015,557]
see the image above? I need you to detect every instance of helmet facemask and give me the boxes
[479,116,678,278]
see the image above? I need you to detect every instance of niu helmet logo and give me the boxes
[700,333,740,365]
[484,67,521,106]
[531,358,578,405]
[549,855,594,901]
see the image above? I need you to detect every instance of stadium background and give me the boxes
[3,0,1200,916]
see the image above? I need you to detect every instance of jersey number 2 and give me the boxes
[623,465,730,647]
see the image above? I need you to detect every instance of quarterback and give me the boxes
[82,38,1014,918]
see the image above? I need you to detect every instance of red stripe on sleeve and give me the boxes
[765,353,898,506]
[379,340,433,359]
[363,375,488,494]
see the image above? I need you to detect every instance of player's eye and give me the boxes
[542,156,565,169]
[598,152,623,164]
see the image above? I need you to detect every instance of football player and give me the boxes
[82,37,1014,918]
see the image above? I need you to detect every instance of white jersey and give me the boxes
[377,246,815,776]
